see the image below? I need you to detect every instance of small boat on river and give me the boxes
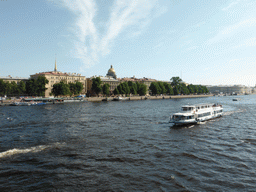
[170,103,223,125]
[11,102,31,106]
[113,97,128,101]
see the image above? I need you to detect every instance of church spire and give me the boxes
[54,55,57,72]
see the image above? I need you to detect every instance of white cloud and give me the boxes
[101,0,158,55]
[233,37,256,48]
[57,0,165,69]
[222,0,240,11]
[207,18,256,45]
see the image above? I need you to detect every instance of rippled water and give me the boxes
[0,95,256,191]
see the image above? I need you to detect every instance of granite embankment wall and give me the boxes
[86,94,213,102]
[0,95,213,105]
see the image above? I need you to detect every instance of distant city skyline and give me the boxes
[1,0,256,86]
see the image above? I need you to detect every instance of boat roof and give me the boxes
[182,103,215,107]
[173,113,194,116]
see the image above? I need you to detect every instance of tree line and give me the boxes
[149,77,209,95]
[91,77,148,96]
[0,79,26,96]
[0,76,48,97]
[51,81,83,97]
[113,81,147,96]
[0,76,84,97]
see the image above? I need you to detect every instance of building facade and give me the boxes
[207,85,253,95]
[87,65,119,95]
[30,61,87,97]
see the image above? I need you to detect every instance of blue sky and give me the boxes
[1,0,256,86]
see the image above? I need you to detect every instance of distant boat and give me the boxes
[11,102,31,106]
[113,97,128,101]
[233,98,241,101]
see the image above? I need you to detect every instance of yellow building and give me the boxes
[0,75,28,84]
[30,60,87,97]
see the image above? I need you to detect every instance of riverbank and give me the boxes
[86,94,213,102]
[0,94,213,106]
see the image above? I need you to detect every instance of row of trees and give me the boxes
[170,77,209,95]
[26,76,49,96]
[0,76,84,97]
[91,77,148,96]
[149,77,209,95]
[149,82,174,95]
[113,81,147,96]
[0,79,26,96]
[0,76,48,97]
[51,81,83,97]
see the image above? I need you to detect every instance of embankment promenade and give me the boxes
[86,94,213,102]
[0,94,213,106]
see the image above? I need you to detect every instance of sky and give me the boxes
[1,0,256,86]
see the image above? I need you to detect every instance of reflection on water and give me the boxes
[0,95,256,191]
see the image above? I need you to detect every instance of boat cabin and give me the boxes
[181,106,195,111]
[172,114,195,120]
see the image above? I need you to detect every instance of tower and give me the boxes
[54,56,57,72]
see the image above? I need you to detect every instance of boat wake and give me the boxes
[0,142,65,159]
[224,109,245,116]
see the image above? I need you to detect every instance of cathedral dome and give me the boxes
[108,65,115,73]
[106,65,117,79]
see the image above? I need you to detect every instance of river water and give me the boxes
[0,95,256,191]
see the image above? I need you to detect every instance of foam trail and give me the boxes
[0,142,65,159]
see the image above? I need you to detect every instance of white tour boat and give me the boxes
[170,103,223,125]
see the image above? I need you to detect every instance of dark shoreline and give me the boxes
[0,94,213,106]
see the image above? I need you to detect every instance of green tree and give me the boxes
[170,77,183,95]
[157,82,166,94]
[4,82,12,96]
[149,82,160,95]
[52,81,70,97]
[17,81,26,95]
[25,76,49,96]
[187,84,195,94]
[91,77,102,95]
[0,79,5,96]
[130,84,137,95]
[68,82,76,96]
[35,76,49,96]
[173,86,180,95]
[26,79,37,96]
[10,81,18,96]
[117,83,126,94]
[68,81,83,96]
[170,77,182,87]
[164,82,174,95]
[102,83,110,96]
[123,82,130,95]
[180,83,190,95]
[193,85,199,94]
[75,82,83,95]
[137,83,147,96]
[113,87,119,95]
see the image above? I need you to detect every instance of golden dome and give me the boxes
[108,65,115,73]
[106,65,117,79]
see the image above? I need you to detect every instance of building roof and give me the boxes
[31,71,84,77]
[0,75,29,80]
